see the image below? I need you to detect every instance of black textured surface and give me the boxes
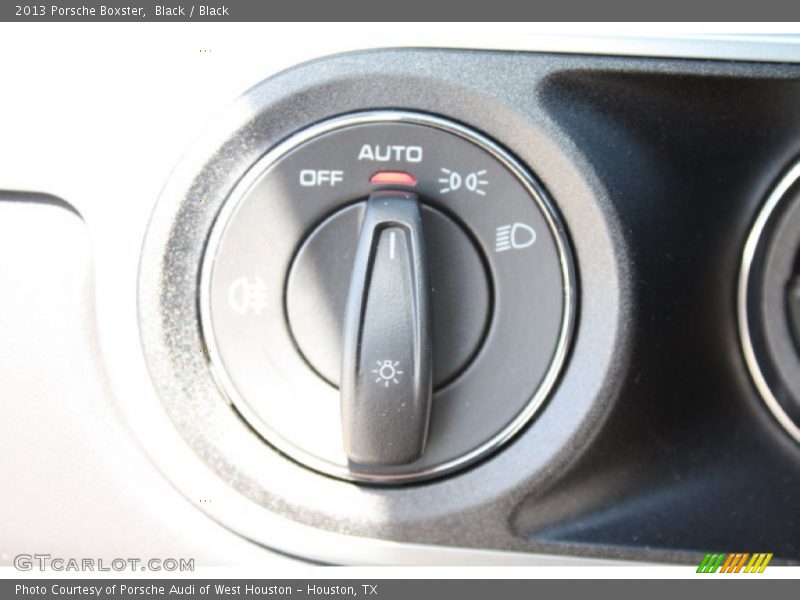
[513,67,800,561]
[141,48,800,564]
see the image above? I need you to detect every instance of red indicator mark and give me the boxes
[369,171,417,186]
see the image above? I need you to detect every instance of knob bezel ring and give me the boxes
[739,158,800,445]
[199,109,577,483]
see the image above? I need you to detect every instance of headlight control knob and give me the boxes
[340,191,434,467]
[287,193,492,469]
[201,111,575,482]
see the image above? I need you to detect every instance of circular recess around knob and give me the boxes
[740,160,800,443]
[200,111,576,483]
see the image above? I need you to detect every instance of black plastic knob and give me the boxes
[340,192,433,466]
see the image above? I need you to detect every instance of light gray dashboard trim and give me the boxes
[465,33,800,65]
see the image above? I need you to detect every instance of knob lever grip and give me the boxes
[341,191,433,466]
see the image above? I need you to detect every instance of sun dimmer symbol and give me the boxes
[372,360,403,387]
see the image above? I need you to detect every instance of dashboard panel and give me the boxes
[1,27,799,567]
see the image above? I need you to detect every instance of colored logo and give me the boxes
[697,553,773,573]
